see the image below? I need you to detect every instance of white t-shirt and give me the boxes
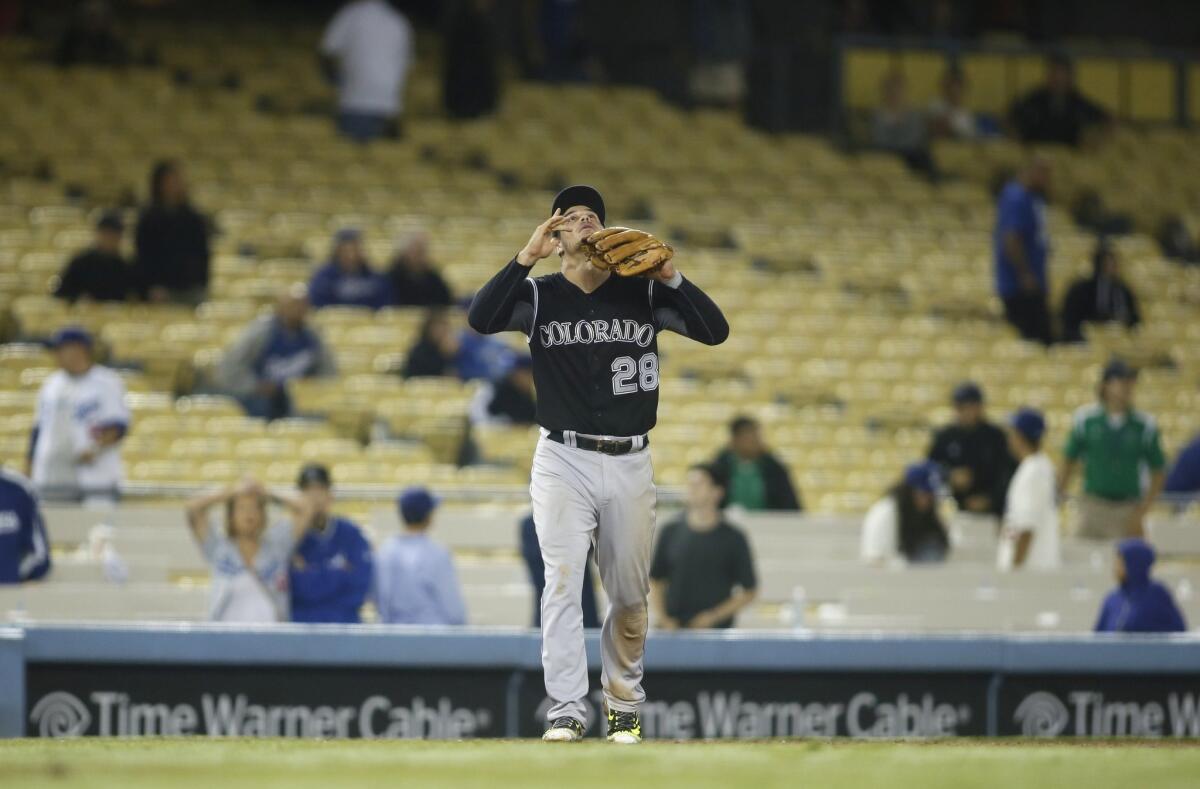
[861,496,900,564]
[998,452,1061,571]
[199,520,296,623]
[31,366,129,497]
[320,0,414,116]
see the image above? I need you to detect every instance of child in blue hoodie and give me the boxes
[1095,538,1187,633]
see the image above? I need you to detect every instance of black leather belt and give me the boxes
[546,431,648,455]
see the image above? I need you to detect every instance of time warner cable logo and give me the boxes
[29,692,92,737]
[1013,692,1069,737]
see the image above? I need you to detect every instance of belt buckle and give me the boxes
[598,438,620,455]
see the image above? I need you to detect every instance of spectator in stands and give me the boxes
[134,160,210,305]
[651,464,757,630]
[29,327,129,506]
[309,228,393,311]
[0,468,51,584]
[443,0,500,119]
[927,66,977,140]
[185,476,314,623]
[454,328,518,382]
[994,156,1054,345]
[469,355,536,428]
[1165,434,1200,503]
[1060,361,1166,540]
[928,382,1014,518]
[871,69,932,174]
[861,461,949,565]
[711,416,802,511]
[387,232,453,307]
[520,512,600,629]
[215,284,337,421]
[1095,538,1186,633]
[403,309,460,378]
[1010,54,1109,147]
[998,408,1060,572]
[374,486,467,625]
[289,464,374,624]
[1060,240,1141,344]
[53,210,133,304]
[56,0,129,68]
[319,0,414,143]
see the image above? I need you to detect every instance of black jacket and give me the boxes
[928,421,1015,516]
[54,248,133,303]
[712,448,802,511]
[1010,87,1108,146]
[388,264,453,308]
[1061,275,1140,343]
[134,204,210,293]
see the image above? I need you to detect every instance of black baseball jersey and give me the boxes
[468,259,728,436]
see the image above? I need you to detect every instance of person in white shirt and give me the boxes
[927,66,978,140]
[861,461,949,565]
[184,477,315,623]
[319,0,414,143]
[29,327,129,506]
[998,407,1061,571]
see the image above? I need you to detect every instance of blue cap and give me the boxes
[334,227,363,244]
[1009,407,1046,443]
[952,381,984,405]
[398,486,439,525]
[49,326,93,349]
[903,461,941,494]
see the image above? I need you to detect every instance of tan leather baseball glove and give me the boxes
[581,227,674,277]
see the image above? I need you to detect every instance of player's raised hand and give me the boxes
[517,209,570,267]
[648,258,678,283]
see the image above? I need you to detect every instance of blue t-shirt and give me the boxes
[308,263,392,310]
[0,469,50,584]
[255,319,324,384]
[993,180,1049,298]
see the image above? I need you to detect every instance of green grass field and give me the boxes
[2,738,1199,789]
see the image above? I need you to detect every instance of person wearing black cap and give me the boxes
[29,327,129,504]
[1060,361,1166,540]
[467,185,728,744]
[927,382,1014,518]
[54,210,134,304]
[998,408,1060,571]
[1060,240,1141,344]
[288,463,374,624]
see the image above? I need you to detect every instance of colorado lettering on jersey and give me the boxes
[538,319,655,349]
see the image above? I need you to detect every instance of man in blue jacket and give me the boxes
[308,228,392,310]
[0,468,51,584]
[1095,538,1186,633]
[289,463,373,623]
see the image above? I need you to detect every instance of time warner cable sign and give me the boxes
[23,664,1200,739]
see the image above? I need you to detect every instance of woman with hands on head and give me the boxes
[184,476,315,623]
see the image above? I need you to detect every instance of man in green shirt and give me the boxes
[711,416,802,511]
[1059,360,1166,540]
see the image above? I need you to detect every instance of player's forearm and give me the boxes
[655,278,729,345]
[467,259,531,334]
[1140,471,1165,511]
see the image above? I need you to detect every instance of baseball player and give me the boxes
[28,327,130,506]
[468,185,728,743]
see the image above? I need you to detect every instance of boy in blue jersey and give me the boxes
[994,156,1054,345]
[289,463,373,623]
[0,468,51,584]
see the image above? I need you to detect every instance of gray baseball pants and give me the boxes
[530,433,657,724]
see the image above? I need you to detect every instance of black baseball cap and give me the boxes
[551,185,605,225]
[1101,360,1137,382]
[96,210,124,232]
[952,381,984,405]
[297,463,332,489]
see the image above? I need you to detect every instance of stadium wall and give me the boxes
[3,625,1200,740]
